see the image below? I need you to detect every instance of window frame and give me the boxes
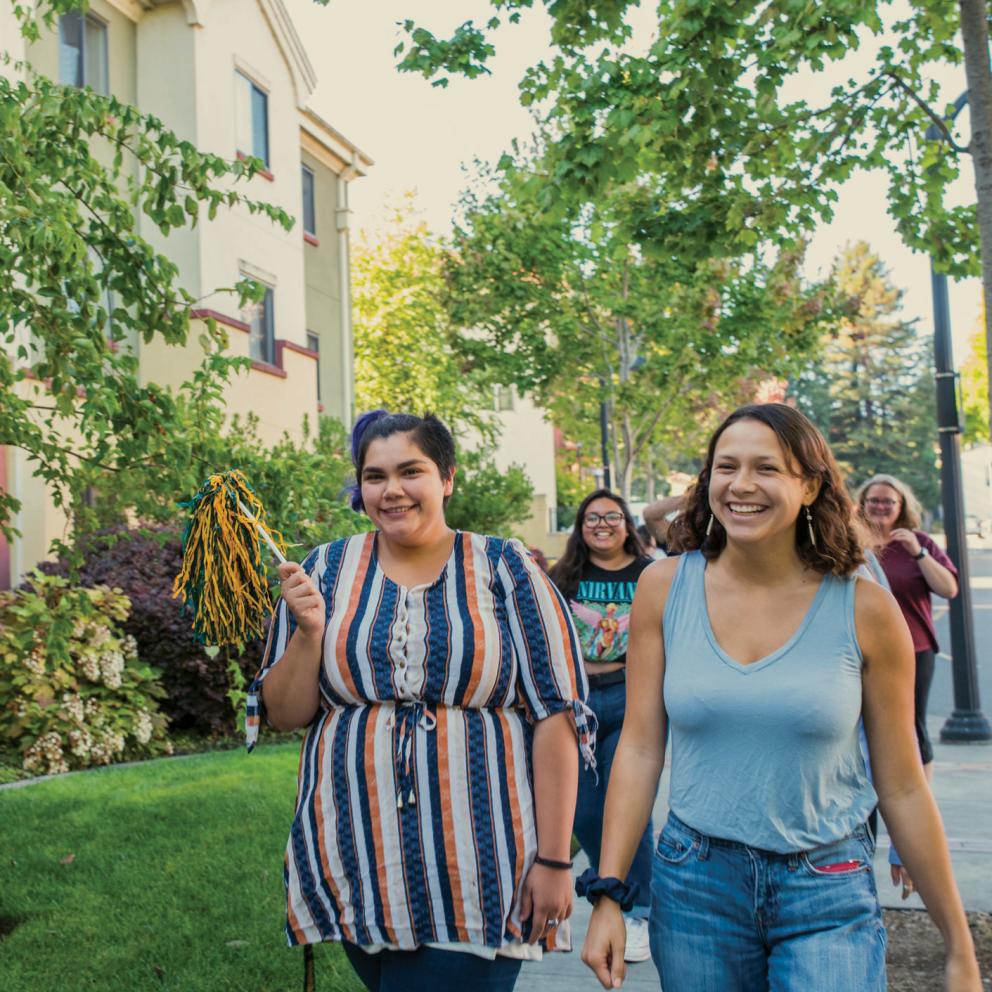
[493,384,515,412]
[245,282,275,366]
[235,70,270,169]
[301,165,317,238]
[306,331,321,402]
[59,10,109,95]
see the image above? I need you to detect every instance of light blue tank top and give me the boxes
[663,551,877,853]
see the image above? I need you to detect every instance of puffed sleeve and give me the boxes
[498,538,597,771]
[245,544,323,752]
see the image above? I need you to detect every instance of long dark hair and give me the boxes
[550,489,645,600]
[667,403,865,576]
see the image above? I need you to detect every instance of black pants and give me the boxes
[342,943,522,992]
[914,648,936,765]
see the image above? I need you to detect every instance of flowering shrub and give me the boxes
[0,573,171,775]
[41,526,263,735]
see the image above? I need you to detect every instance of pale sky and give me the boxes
[286,0,983,364]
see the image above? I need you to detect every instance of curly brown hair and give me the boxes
[668,404,865,576]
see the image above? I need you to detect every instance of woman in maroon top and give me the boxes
[857,474,959,779]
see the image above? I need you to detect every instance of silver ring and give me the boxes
[546,918,560,928]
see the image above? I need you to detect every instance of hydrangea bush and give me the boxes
[41,526,265,736]
[0,573,171,775]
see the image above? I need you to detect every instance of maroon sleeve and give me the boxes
[919,532,958,575]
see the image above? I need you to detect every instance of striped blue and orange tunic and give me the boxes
[246,531,594,958]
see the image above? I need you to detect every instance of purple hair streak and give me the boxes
[348,409,389,511]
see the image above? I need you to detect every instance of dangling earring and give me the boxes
[805,505,816,547]
[706,513,714,537]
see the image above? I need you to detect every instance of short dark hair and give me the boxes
[668,403,865,576]
[349,411,456,512]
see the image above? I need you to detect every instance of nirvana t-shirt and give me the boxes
[569,557,653,666]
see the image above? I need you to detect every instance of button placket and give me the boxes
[395,591,413,698]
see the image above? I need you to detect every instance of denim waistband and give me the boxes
[586,668,626,689]
[665,810,872,861]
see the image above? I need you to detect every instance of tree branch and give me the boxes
[883,69,970,154]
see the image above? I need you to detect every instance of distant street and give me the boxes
[930,547,992,733]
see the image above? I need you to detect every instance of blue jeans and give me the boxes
[573,679,652,919]
[649,813,886,991]
[342,943,522,992]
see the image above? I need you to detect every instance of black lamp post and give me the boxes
[925,93,991,742]
[599,381,612,491]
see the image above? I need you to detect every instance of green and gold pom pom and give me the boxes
[173,469,287,646]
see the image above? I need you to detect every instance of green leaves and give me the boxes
[445,448,535,537]
[446,158,830,497]
[0,572,171,775]
[790,241,940,510]
[0,36,295,554]
[395,19,498,87]
[352,195,499,441]
[396,1,975,279]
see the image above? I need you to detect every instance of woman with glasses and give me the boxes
[549,490,653,965]
[856,474,958,886]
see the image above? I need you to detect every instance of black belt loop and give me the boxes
[586,668,627,689]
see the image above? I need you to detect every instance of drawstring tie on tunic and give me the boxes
[387,701,436,809]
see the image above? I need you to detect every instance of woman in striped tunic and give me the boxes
[247,411,595,992]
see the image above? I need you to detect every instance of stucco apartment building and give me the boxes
[0,0,371,587]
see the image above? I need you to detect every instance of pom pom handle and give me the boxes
[236,497,286,565]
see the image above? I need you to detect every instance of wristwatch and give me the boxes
[913,547,928,561]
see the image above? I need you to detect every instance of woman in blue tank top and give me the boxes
[578,403,979,991]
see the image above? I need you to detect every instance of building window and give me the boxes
[246,284,275,364]
[59,12,108,95]
[307,331,321,401]
[235,71,269,168]
[493,385,515,412]
[301,166,316,237]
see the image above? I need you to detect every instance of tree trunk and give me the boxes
[645,447,656,502]
[959,0,992,439]
[611,406,625,498]
[619,411,636,502]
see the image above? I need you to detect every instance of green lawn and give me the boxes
[0,746,363,991]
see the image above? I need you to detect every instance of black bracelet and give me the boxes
[575,867,639,912]
[535,855,573,870]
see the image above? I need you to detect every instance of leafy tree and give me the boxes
[73,405,368,559]
[351,194,536,536]
[555,449,592,528]
[446,164,830,500]
[1,1,291,555]
[962,310,989,445]
[394,1,992,439]
[445,447,534,537]
[352,194,495,438]
[789,242,940,511]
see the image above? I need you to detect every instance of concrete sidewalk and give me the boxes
[517,724,992,991]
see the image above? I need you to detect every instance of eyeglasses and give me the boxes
[583,511,624,527]
[865,498,899,508]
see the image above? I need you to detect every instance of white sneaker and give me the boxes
[624,916,651,963]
